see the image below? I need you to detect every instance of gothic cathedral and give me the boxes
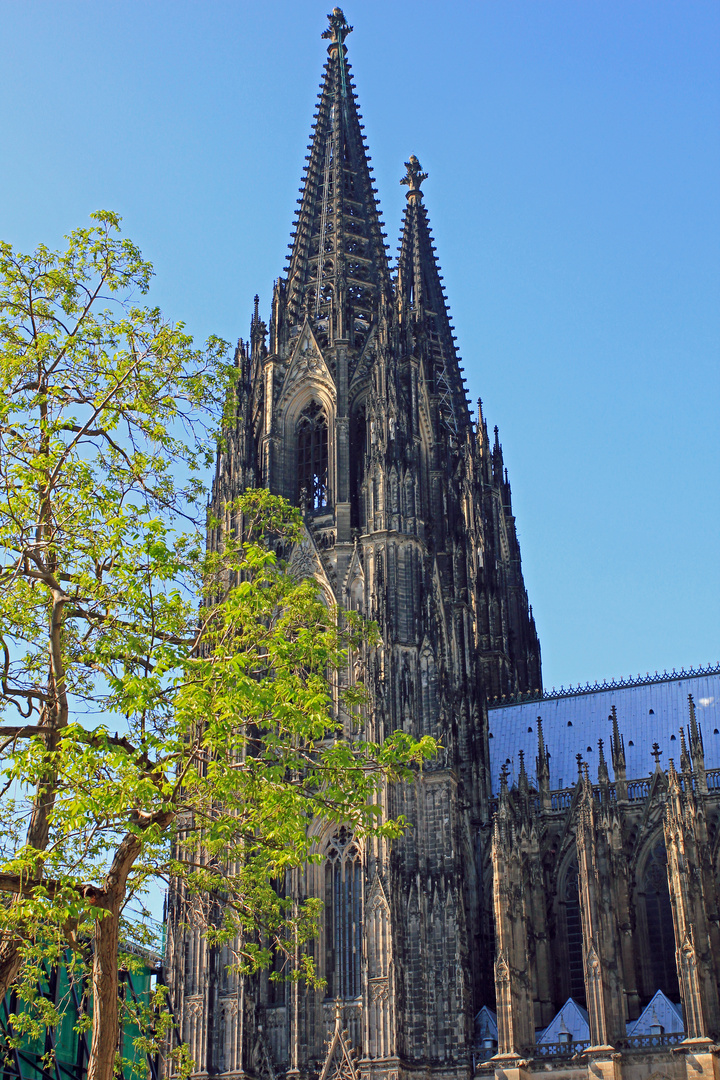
[164,11,720,1080]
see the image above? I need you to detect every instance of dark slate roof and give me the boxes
[489,670,720,793]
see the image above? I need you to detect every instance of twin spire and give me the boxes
[283,9,470,430]
[285,7,390,350]
[397,153,467,434]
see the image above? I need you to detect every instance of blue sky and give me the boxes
[2,0,718,690]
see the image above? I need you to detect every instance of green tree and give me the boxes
[0,216,435,1080]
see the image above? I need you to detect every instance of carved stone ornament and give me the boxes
[322,7,353,46]
[289,538,321,581]
[495,951,510,983]
[400,155,428,195]
[278,327,335,408]
[318,1001,361,1080]
[367,877,390,914]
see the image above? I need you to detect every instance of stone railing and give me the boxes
[522,1040,590,1060]
[515,1031,686,1062]
[492,777,648,817]
[488,661,720,708]
[706,769,720,791]
[627,779,652,801]
[615,1031,685,1051]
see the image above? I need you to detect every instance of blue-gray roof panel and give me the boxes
[489,673,720,792]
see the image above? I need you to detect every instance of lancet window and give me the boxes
[297,401,329,511]
[562,862,586,1004]
[324,827,362,1000]
[349,407,366,530]
[640,840,679,1000]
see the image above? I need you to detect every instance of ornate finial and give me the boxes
[322,8,353,47]
[517,749,528,790]
[401,154,428,196]
[652,742,662,768]
[536,715,550,791]
[582,761,591,789]
[688,693,702,749]
[500,762,509,792]
[597,738,609,786]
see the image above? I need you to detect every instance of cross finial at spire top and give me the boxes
[652,742,662,767]
[401,155,428,196]
[322,7,353,47]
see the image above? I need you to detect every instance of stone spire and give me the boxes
[517,748,528,796]
[536,715,551,808]
[176,13,546,1077]
[284,7,391,350]
[609,705,627,801]
[679,725,692,776]
[396,155,470,438]
[688,693,707,790]
[597,738,609,787]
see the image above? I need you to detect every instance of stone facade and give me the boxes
[163,10,720,1080]
[478,684,720,1080]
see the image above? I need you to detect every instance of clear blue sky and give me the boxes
[2,0,718,690]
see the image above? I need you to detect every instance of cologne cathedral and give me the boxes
[164,11,720,1080]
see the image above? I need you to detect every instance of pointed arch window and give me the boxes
[325,827,362,999]
[640,840,679,1000]
[349,406,366,531]
[562,862,586,1004]
[297,401,329,511]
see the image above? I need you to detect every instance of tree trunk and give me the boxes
[87,829,141,1080]
[86,818,170,1080]
[88,896,122,1080]
[0,935,24,1001]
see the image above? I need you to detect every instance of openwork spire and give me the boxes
[284,8,391,352]
[396,156,470,436]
